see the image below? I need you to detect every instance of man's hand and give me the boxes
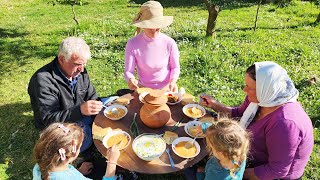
[169,80,178,92]
[128,78,139,90]
[78,161,93,175]
[80,100,103,115]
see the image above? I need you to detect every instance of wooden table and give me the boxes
[92,92,211,174]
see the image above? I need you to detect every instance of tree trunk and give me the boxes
[254,0,262,31]
[72,5,80,25]
[203,0,219,37]
[316,12,320,23]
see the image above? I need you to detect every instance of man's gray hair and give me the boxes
[58,37,91,61]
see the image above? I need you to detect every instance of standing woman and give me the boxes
[124,1,180,92]
[200,61,314,180]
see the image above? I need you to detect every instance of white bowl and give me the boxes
[132,133,166,161]
[103,104,128,120]
[102,130,131,150]
[165,92,183,105]
[182,104,206,119]
[184,120,205,138]
[172,137,201,159]
[138,91,149,103]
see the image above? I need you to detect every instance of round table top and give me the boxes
[92,92,212,174]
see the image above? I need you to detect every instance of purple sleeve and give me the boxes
[124,41,136,82]
[254,120,301,179]
[231,96,250,118]
[168,40,180,81]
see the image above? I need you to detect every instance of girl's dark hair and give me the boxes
[33,123,83,180]
[246,64,256,81]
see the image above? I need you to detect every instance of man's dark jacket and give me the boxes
[28,57,98,129]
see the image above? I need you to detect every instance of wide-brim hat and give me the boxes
[132,1,173,29]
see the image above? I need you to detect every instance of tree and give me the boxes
[254,0,263,31]
[49,0,84,25]
[203,0,220,37]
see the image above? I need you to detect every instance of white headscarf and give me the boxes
[239,61,299,129]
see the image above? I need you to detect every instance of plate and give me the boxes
[103,104,128,120]
[165,92,182,105]
[138,91,149,103]
[182,104,206,119]
[172,137,201,159]
[102,130,131,150]
[184,120,205,138]
[132,133,166,161]
[101,96,119,106]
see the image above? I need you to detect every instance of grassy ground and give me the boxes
[0,0,319,179]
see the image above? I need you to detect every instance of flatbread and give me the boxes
[163,131,178,145]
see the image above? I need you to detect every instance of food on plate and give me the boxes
[185,107,203,118]
[188,125,202,137]
[136,87,152,95]
[181,93,195,105]
[114,97,130,106]
[105,108,126,119]
[167,93,179,103]
[163,131,178,145]
[107,134,129,149]
[200,116,216,123]
[92,125,112,141]
[174,141,197,158]
[133,135,166,161]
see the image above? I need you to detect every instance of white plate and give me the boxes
[172,137,201,159]
[182,104,206,119]
[138,91,149,103]
[165,92,182,105]
[184,120,205,138]
[102,96,119,106]
[132,133,166,161]
[103,104,128,120]
[102,130,131,150]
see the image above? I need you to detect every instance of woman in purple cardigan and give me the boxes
[200,61,314,180]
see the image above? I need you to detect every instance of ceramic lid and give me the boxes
[144,90,168,105]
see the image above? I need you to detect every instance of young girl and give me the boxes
[196,119,250,180]
[33,123,119,180]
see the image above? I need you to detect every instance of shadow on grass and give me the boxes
[0,27,57,78]
[0,102,39,179]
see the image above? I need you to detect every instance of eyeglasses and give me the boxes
[73,63,86,68]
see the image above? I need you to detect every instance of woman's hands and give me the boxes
[169,80,178,92]
[199,94,216,109]
[128,78,139,90]
[200,94,232,116]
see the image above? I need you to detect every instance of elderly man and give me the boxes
[28,37,103,153]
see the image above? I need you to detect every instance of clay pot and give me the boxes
[140,90,171,128]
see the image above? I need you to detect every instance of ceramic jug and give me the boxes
[140,90,171,128]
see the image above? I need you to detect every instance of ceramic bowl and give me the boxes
[132,133,166,161]
[102,130,131,150]
[182,104,206,119]
[165,92,183,105]
[172,137,201,159]
[103,104,128,120]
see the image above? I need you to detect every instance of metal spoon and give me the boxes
[184,133,200,149]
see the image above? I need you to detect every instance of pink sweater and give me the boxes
[124,32,180,89]
[232,97,314,180]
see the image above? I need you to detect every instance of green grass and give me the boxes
[0,0,319,179]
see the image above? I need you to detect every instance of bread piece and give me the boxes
[163,131,178,145]
[92,125,112,141]
[114,97,130,106]
[181,93,195,105]
[200,116,215,123]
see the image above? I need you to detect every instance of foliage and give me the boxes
[0,0,319,179]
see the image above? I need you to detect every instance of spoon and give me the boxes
[184,133,200,149]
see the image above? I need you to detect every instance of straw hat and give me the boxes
[132,1,173,29]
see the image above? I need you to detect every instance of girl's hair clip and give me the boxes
[58,124,70,134]
[71,139,77,153]
[232,160,239,166]
[59,148,66,161]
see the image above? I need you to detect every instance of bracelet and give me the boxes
[106,160,117,165]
